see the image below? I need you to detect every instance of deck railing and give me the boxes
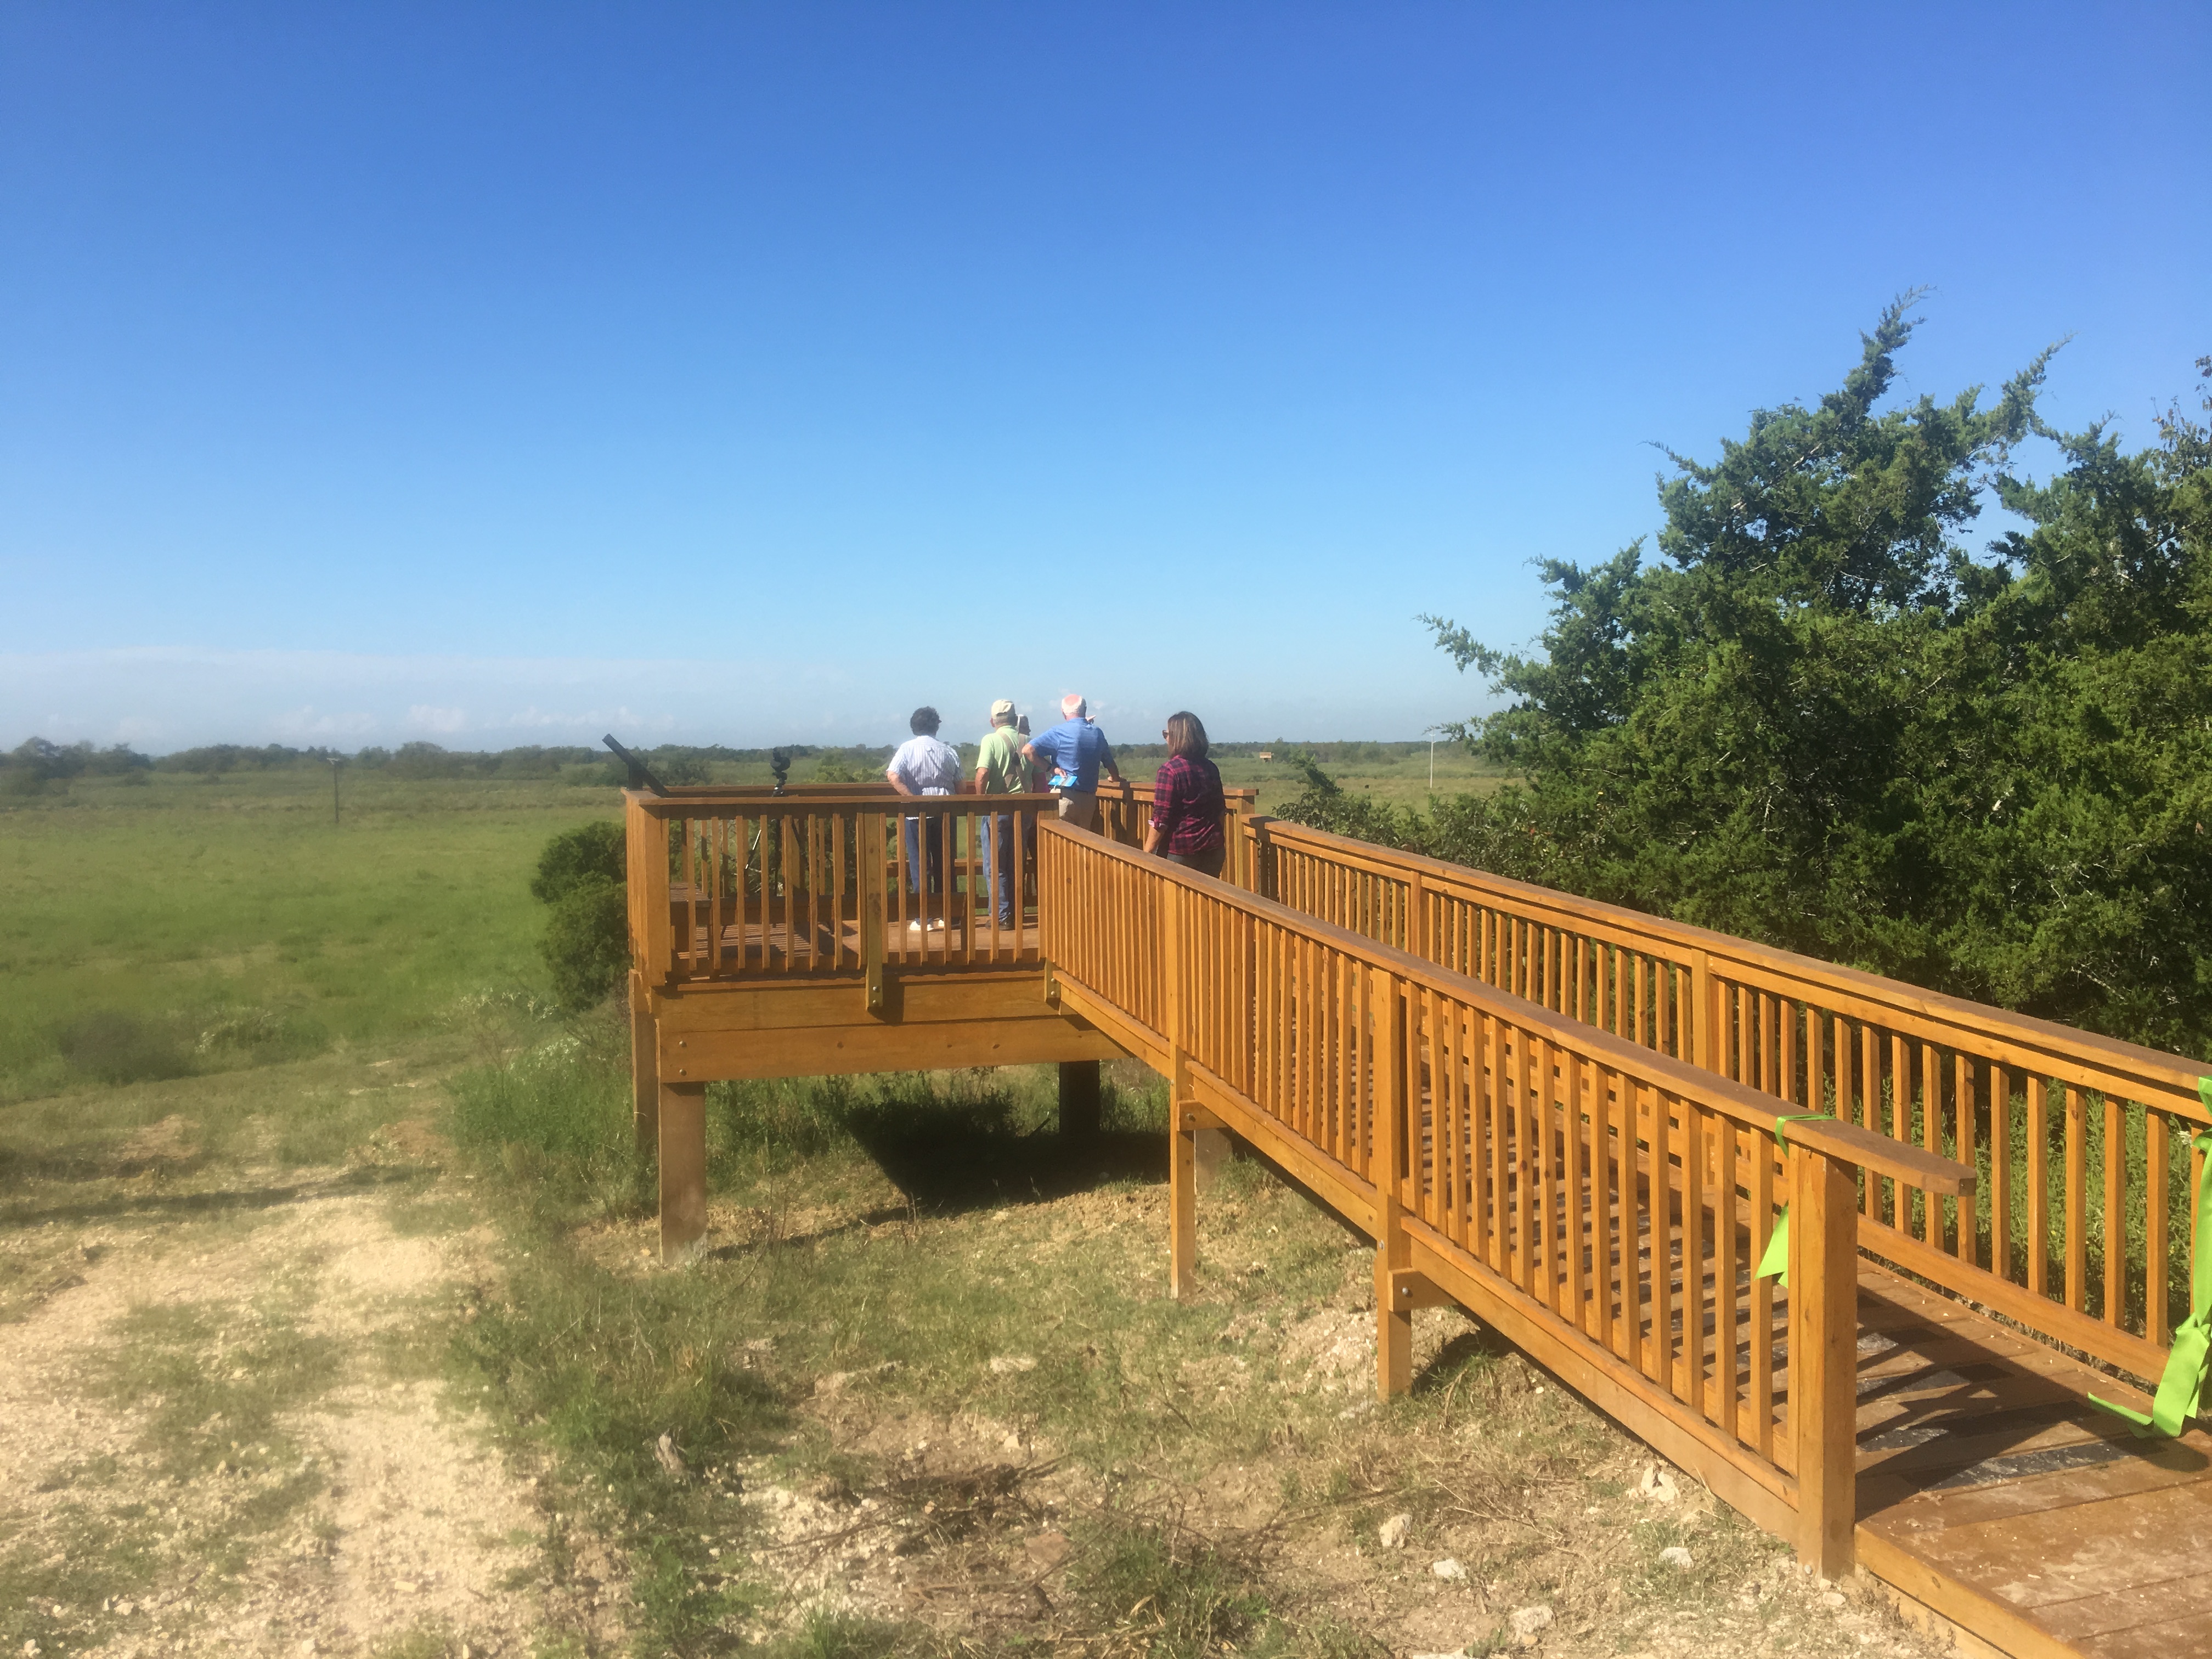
[1240,816,2211,1384]
[622,781,1256,985]
[1038,820,1969,1573]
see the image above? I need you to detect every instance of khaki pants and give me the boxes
[1055,791,1098,831]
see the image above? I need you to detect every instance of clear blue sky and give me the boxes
[4,3,2206,753]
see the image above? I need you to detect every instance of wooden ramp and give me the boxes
[1854,1266,2212,1659]
[620,785,2212,1659]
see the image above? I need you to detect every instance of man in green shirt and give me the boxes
[974,699,1031,928]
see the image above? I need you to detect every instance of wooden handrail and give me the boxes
[623,781,1260,810]
[1045,820,1951,1148]
[1242,811,2207,1380]
[1247,815,2209,1108]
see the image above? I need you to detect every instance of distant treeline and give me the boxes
[0,737,893,786]
[3,733,1424,787]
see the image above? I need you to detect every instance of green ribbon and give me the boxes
[2089,1079,2212,1440]
[1753,1113,1837,1291]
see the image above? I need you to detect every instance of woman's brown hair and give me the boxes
[1163,710,1209,760]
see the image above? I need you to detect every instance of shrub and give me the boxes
[531,821,631,1011]
[531,820,627,904]
[808,749,868,783]
[543,881,629,1011]
[53,1011,195,1084]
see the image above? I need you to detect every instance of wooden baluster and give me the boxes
[807,812,824,970]
[1859,1024,1878,1218]
[1418,985,1440,1231]
[704,816,722,978]
[1903,1037,1923,1234]
[1623,1071,1644,1381]
[1717,1109,1739,1442]
[641,808,672,984]
[861,812,885,1014]
[1751,1122,1775,1463]
[1468,1010,1491,1269]
[1954,1053,1977,1265]
[2148,1110,2170,1346]
[831,812,848,969]
[1565,1048,1587,1334]
[1918,1040,1940,1244]
[1340,947,1361,1171]
[1690,947,1714,1073]
[1652,1088,1674,1387]
[1447,998,1469,1250]
[1534,1036,1557,1308]
[2103,1093,2125,1326]
[1684,1101,1706,1419]
[1518,1031,1539,1298]
[783,815,802,974]
[2065,1084,2087,1312]
[2028,1075,2051,1298]
[1594,1062,1616,1357]
[1486,1012,1508,1274]
[890,806,909,961]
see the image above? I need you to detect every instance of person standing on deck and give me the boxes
[885,706,961,928]
[1144,710,1227,877]
[973,699,1031,929]
[1022,693,1123,831]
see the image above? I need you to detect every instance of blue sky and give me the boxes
[4,3,2207,753]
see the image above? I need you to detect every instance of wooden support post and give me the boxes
[1173,1101,1223,1299]
[1192,1126,1230,1193]
[1793,1144,1860,1578]
[659,1080,708,1263]
[1171,1110,1199,1300]
[1059,1059,1102,1141]
[1374,966,1413,1399]
[629,970,658,1154]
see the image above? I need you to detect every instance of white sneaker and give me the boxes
[926,918,947,932]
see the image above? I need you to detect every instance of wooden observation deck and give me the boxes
[624,783,2212,1659]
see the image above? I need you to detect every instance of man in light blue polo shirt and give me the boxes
[1022,693,1124,831]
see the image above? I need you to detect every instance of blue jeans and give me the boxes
[901,814,946,904]
[981,813,1019,926]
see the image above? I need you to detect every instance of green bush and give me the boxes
[531,821,630,1011]
[542,881,628,1011]
[529,820,626,904]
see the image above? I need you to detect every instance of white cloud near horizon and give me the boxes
[0,645,1488,754]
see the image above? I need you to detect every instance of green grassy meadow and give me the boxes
[0,768,615,1101]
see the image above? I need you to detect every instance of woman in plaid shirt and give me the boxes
[1144,710,1227,877]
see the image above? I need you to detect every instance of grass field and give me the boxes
[0,764,1933,1659]
[0,748,1500,1103]
[0,767,603,1101]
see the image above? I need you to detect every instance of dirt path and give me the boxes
[0,1158,612,1657]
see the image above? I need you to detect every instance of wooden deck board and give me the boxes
[1853,1260,2212,1656]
